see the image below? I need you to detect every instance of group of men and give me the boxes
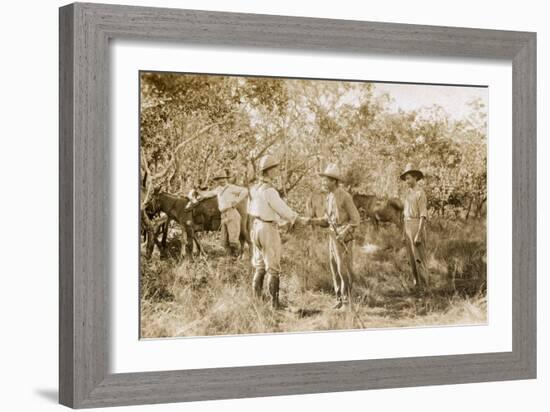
[198,155,430,310]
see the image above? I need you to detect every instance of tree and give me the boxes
[140,73,487,219]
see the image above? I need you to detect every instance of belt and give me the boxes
[404,217,422,221]
[251,215,274,223]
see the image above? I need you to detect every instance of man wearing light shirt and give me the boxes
[400,163,430,291]
[248,155,309,309]
[310,163,360,309]
[199,171,248,257]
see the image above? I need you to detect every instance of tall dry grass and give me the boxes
[140,218,487,338]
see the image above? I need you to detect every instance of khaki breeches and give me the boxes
[328,232,354,301]
[403,218,429,286]
[221,208,241,248]
[251,219,282,275]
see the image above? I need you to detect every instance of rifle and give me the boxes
[327,216,354,253]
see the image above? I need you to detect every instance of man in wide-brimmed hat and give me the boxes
[311,163,361,309]
[198,169,248,257]
[248,154,310,309]
[400,163,430,291]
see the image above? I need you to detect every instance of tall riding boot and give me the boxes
[252,269,266,299]
[268,274,281,310]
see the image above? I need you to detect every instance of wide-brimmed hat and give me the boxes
[319,163,344,181]
[212,170,232,180]
[400,163,424,181]
[258,155,280,172]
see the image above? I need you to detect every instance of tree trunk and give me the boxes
[465,197,474,220]
[475,197,487,218]
[141,210,156,259]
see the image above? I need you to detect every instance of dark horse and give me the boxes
[352,194,404,229]
[147,191,251,258]
[185,194,252,257]
[145,192,200,258]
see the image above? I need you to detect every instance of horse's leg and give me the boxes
[194,236,205,257]
[181,226,194,260]
[145,228,155,259]
[373,213,380,231]
[161,218,170,249]
[367,212,377,231]
[154,221,167,258]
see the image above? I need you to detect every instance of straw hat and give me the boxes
[258,155,280,172]
[319,163,344,181]
[400,163,424,181]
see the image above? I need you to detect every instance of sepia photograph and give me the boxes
[139,71,488,338]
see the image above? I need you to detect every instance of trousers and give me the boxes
[251,219,282,275]
[328,232,354,302]
[403,218,430,288]
[221,208,241,252]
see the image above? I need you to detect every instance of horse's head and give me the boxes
[144,187,163,216]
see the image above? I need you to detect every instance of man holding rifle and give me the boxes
[311,163,361,309]
[400,163,430,291]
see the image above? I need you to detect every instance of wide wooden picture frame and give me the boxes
[59,2,536,408]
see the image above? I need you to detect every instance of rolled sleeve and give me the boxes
[234,186,248,205]
[218,185,246,211]
[199,188,219,198]
[265,188,298,224]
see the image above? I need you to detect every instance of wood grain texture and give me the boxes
[59,4,74,407]
[512,34,537,375]
[59,2,536,408]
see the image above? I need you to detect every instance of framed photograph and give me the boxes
[59,2,536,408]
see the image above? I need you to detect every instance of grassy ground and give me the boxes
[140,218,487,338]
